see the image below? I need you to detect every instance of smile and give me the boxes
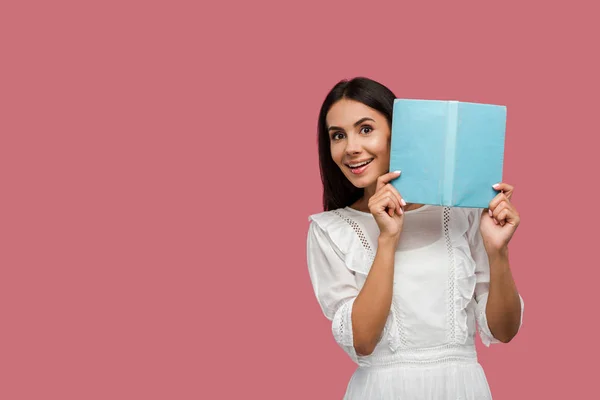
[345,158,374,174]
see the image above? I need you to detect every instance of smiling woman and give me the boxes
[316,79,396,213]
[329,109,382,179]
[306,77,525,400]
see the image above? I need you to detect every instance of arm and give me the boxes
[307,172,405,358]
[306,221,398,360]
[351,235,396,355]
[485,248,522,342]
[475,182,524,344]
[352,172,405,355]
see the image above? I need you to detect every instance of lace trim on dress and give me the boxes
[443,207,457,344]
[333,299,354,347]
[331,297,359,363]
[331,209,375,262]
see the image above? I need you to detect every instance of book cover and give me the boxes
[389,99,507,208]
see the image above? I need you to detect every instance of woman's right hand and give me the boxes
[368,171,406,241]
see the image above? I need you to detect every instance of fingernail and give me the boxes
[488,209,493,217]
[401,199,407,206]
[493,183,500,189]
[493,218,499,225]
[394,170,401,175]
[399,208,403,215]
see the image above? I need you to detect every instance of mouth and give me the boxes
[345,158,374,175]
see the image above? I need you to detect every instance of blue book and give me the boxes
[389,99,507,208]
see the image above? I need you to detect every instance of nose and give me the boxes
[345,135,361,155]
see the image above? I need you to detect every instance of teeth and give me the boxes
[349,159,373,168]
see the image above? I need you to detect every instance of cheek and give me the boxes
[330,144,344,164]
[370,137,390,158]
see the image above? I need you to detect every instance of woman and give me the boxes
[306,77,524,399]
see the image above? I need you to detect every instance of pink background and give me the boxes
[1,1,597,399]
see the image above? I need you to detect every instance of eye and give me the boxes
[360,125,373,135]
[331,132,345,141]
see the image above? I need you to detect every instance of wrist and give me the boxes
[487,246,509,263]
[378,233,400,249]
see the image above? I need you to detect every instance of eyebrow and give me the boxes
[328,117,376,132]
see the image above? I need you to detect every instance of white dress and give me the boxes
[306,205,524,400]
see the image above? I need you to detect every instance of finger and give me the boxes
[491,201,510,221]
[373,180,403,216]
[387,191,404,215]
[383,187,397,217]
[491,200,512,227]
[498,207,520,227]
[376,170,402,191]
[492,182,514,200]
[497,209,511,226]
[385,184,406,211]
[370,193,402,217]
[380,194,401,217]
[489,191,510,211]
[484,208,501,225]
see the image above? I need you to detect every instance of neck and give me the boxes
[364,183,377,202]
[352,183,377,212]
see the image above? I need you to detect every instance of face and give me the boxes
[326,99,391,192]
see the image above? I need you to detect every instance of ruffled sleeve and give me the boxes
[306,216,361,363]
[466,209,525,347]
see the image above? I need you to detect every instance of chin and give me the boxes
[345,173,377,189]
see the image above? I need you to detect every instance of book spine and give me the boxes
[442,101,458,205]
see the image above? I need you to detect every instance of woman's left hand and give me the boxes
[480,183,520,255]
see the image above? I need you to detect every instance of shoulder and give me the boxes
[307,208,372,274]
[307,207,363,249]
[307,208,350,232]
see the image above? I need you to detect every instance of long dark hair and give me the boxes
[317,77,397,211]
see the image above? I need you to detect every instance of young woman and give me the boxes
[306,77,524,399]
